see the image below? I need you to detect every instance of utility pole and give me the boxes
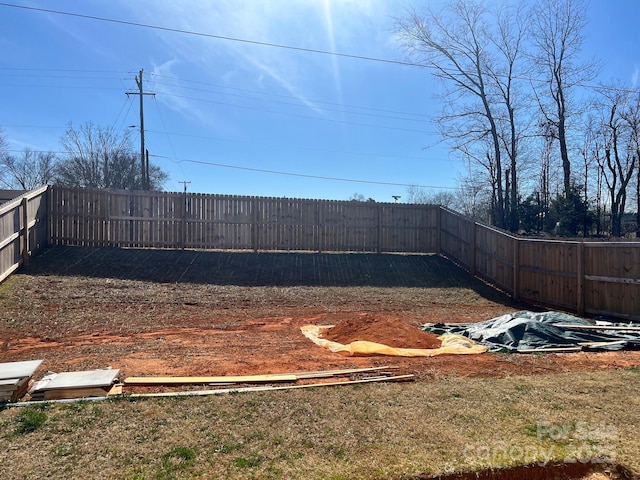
[126,69,155,190]
[179,181,191,193]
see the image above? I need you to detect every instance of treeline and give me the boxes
[0,122,167,192]
[397,0,639,238]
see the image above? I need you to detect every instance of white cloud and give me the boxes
[632,66,639,89]
[119,0,399,128]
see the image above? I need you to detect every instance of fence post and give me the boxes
[316,201,322,253]
[469,221,476,276]
[435,207,442,254]
[512,236,519,301]
[376,204,382,253]
[251,198,258,252]
[21,197,30,268]
[576,242,585,316]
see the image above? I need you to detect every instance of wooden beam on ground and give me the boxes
[44,387,112,401]
[554,324,640,332]
[128,374,415,398]
[123,373,298,386]
[124,367,401,386]
[286,365,399,379]
[577,340,628,348]
[517,346,582,353]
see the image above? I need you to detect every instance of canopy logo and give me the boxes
[462,421,617,466]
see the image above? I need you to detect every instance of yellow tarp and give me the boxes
[301,325,488,357]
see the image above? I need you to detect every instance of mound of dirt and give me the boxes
[323,314,442,349]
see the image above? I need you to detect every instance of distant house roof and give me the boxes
[0,189,27,205]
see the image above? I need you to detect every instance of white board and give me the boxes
[0,360,43,380]
[37,369,120,391]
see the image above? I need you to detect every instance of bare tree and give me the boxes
[591,85,639,236]
[488,3,531,231]
[0,127,7,155]
[0,149,57,189]
[406,185,457,207]
[396,0,528,231]
[529,0,598,198]
[456,170,493,222]
[57,122,167,190]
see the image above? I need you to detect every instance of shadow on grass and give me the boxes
[24,246,514,302]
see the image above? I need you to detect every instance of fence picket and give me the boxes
[2,186,638,321]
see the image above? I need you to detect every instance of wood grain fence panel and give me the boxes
[6,186,639,321]
[518,240,579,310]
[0,186,48,283]
[342,202,376,252]
[439,209,474,270]
[474,225,515,294]
[381,204,439,253]
[26,188,49,255]
[0,201,21,281]
[584,243,640,320]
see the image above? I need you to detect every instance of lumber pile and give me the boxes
[0,360,42,402]
[124,366,414,398]
[4,364,410,403]
[29,369,120,401]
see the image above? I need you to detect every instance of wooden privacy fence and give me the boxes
[2,186,638,321]
[48,187,440,253]
[0,186,49,283]
[440,209,640,321]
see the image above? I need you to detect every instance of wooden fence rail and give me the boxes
[439,209,640,321]
[1,186,638,321]
[0,186,49,283]
[48,187,440,253]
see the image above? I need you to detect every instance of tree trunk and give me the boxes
[558,114,571,197]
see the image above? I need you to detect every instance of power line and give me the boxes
[0,2,418,67]
[149,74,430,119]
[151,79,428,124]
[156,92,429,134]
[143,129,433,161]
[0,83,124,91]
[0,123,438,161]
[1,3,637,97]
[2,146,452,190]
[0,67,128,73]
[152,155,455,190]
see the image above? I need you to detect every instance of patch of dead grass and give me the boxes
[1,369,638,479]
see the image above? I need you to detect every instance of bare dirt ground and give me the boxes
[2,246,640,390]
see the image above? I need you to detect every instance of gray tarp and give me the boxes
[422,311,640,352]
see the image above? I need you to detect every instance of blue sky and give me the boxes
[1,0,639,201]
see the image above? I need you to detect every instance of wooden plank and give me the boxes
[577,341,627,347]
[108,384,123,396]
[0,377,28,391]
[129,374,415,398]
[287,366,398,379]
[125,368,399,386]
[124,373,297,386]
[553,324,640,332]
[517,346,583,353]
[44,386,112,401]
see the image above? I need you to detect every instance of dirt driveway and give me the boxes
[2,246,640,386]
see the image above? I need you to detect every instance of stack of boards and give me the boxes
[0,360,43,402]
[29,369,121,401]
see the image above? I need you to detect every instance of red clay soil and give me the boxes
[323,314,443,349]
[4,311,640,388]
[2,246,640,386]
